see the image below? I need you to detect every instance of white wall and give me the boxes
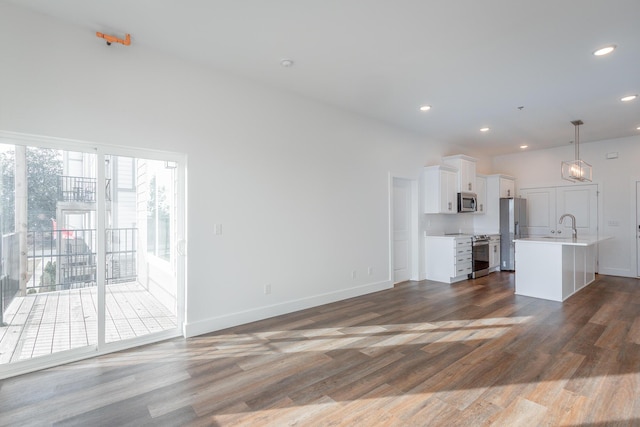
[493,135,640,278]
[0,4,470,336]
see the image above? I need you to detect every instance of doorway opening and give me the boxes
[391,176,418,284]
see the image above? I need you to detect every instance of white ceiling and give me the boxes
[5,0,640,156]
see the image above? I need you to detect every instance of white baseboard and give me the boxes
[598,267,636,278]
[183,280,393,338]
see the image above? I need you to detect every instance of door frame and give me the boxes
[0,130,186,379]
[389,174,419,283]
[635,180,640,277]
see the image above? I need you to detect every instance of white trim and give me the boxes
[410,179,420,280]
[176,156,187,330]
[633,178,640,277]
[0,130,184,162]
[97,150,106,346]
[183,279,392,338]
[388,174,394,283]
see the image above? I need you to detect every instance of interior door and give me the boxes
[393,178,411,284]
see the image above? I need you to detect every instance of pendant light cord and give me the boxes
[575,122,579,161]
[571,119,583,162]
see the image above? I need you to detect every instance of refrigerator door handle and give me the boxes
[514,221,519,238]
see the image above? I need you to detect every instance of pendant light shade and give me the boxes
[561,120,592,182]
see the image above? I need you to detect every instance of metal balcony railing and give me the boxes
[25,228,137,292]
[57,176,112,202]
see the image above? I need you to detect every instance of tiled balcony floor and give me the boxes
[0,282,177,364]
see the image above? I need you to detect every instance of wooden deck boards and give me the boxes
[0,282,176,362]
[1,272,640,425]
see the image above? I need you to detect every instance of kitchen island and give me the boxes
[514,235,611,302]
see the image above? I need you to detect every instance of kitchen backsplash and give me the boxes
[423,213,475,236]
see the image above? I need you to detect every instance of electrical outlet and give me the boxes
[214,224,222,235]
[264,284,271,295]
[351,270,357,279]
[368,267,373,275]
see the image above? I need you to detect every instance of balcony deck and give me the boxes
[0,282,177,364]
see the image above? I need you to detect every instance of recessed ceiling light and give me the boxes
[280,59,294,67]
[637,126,640,130]
[520,145,528,149]
[621,94,638,102]
[480,127,490,132]
[419,105,432,112]
[593,45,616,56]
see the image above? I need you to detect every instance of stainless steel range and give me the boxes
[470,234,490,278]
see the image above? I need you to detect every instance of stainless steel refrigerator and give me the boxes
[499,197,527,271]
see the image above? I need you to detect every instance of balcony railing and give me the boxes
[57,176,112,202]
[26,228,137,292]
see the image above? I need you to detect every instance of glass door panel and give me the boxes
[0,143,97,363]
[104,155,178,343]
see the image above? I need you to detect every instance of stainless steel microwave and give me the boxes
[458,192,477,212]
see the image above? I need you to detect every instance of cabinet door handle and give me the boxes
[448,202,452,211]
[507,189,511,196]
[480,204,483,212]
[468,182,472,191]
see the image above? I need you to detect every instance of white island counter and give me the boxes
[514,235,611,302]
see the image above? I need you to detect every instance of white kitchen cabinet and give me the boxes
[514,236,608,301]
[499,176,515,198]
[489,234,500,271]
[473,174,516,233]
[423,165,458,214]
[443,155,477,193]
[425,236,472,283]
[519,184,598,237]
[475,175,487,214]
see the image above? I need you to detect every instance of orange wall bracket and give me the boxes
[96,32,131,46]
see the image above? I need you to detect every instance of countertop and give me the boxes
[515,235,612,247]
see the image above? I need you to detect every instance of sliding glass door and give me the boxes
[0,143,98,363]
[0,134,184,377]
[103,155,179,344]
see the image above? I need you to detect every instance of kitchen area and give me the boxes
[421,154,610,302]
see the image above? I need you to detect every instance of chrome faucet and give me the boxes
[559,213,577,238]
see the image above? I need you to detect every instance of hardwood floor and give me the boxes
[1,272,639,426]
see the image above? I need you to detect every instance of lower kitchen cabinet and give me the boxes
[425,236,472,283]
[489,234,500,272]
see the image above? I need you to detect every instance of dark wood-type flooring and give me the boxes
[1,272,640,426]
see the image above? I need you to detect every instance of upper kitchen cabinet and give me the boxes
[499,176,516,198]
[443,155,477,193]
[423,165,458,214]
[475,174,487,214]
[519,184,598,237]
[473,174,517,233]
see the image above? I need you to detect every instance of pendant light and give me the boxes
[561,120,592,182]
